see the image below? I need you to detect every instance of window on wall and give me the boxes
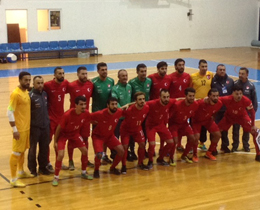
[37,9,61,31]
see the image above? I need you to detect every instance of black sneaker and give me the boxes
[145,151,149,158]
[101,155,112,165]
[138,163,149,170]
[110,168,121,175]
[221,147,231,153]
[121,165,127,174]
[177,145,184,152]
[127,152,134,162]
[156,158,169,166]
[94,170,100,178]
[212,150,218,156]
[231,147,238,153]
[38,168,50,175]
[87,161,94,168]
[243,147,250,152]
[255,155,260,162]
[131,151,138,160]
[147,160,153,169]
[46,164,54,173]
[30,171,38,177]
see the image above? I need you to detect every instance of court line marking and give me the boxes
[0,172,10,183]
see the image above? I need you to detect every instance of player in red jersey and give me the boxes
[52,96,93,186]
[169,58,191,152]
[191,88,223,162]
[148,61,171,100]
[218,85,260,161]
[168,87,199,165]
[145,89,175,169]
[44,67,69,172]
[90,97,125,178]
[67,66,94,170]
[120,92,149,173]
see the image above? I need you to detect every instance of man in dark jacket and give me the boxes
[28,76,50,176]
[232,67,258,152]
[211,64,234,153]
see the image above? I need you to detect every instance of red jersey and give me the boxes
[67,80,93,110]
[121,104,149,133]
[169,72,191,98]
[148,73,171,100]
[192,99,223,123]
[59,108,90,139]
[169,99,199,125]
[146,99,176,127]
[91,108,123,138]
[44,79,69,124]
[220,95,253,119]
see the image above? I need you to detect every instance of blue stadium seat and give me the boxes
[77,40,86,49]
[0,43,9,52]
[59,41,68,50]
[9,43,21,52]
[68,40,77,49]
[30,42,41,51]
[21,42,32,52]
[86,39,95,48]
[49,41,59,50]
[39,41,50,51]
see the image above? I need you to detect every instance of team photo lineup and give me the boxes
[8,58,260,187]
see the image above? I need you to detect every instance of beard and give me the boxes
[57,77,64,82]
[109,107,117,113]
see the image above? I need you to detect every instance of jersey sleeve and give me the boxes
[8,91,19,111]
[90,111,101,122]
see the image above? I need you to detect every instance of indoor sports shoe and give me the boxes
[69,160,75,171]
[181,155,193,164]
[121,165,127,174]
[138,163,149,170]
[18,171,35,179]
[255,155,260,162]
[192,155,199,163]
[10,179,26,188]
[177,145,184,152]
[52,178,59,186]
[93,170,100,178]
[110,167,121,175]
[101,155,112,165]
[212,150,218,156]
[147,161,153,169]
[61,164,69,170]
[205,151,217,161]
[38,168,50,175]
[169,159,176,167]
[46,164,55,173]
[156,158,169,166]
[198,143,207,151]
[221,147,231,153]
[87,161,94,168]
[81,173,93,180]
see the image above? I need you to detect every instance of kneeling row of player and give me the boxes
[52,86,260,186]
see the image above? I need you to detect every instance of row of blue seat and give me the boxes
[0,39,97,53]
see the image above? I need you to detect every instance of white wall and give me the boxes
[0,0,258,54]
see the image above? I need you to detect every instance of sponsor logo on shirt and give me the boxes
[51,90,55,92]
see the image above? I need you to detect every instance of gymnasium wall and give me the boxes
[0,0,258,55]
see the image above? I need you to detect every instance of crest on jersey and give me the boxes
[62,87,66,92]
[183,79,187,83]
[115,119,118,123]
[226,81,229,84]
[164,83,168,87]
[147,84,150,87]
[246,86,249,89]
[87,88,91,92]
[81,119,85,123]
[143,114,146,118]
[108,84,111,88]
[207,75,211,80]
[128,90,131,93]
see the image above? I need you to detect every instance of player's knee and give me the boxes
[81,148,88,156]
[139,142,145,148]
[57,152,64,161]
[215,132,221,139]
[96,152,103,160]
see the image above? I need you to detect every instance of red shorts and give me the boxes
[146,124,172,142]
[50,120,58,141]
[57,134,85,151]
[218,115,252,132]
[169,122,194,138]
[192,120,219,134]
[92,135,121,153]
[120,127,145,145]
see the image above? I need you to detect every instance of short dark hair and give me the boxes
[157,61,168,69]
[97,62,107,70]
[160,89,169,96]
[75,96,86,105]
[134,92,145,101]
[118,69,127,77]
[199,59,207,65]
[33,75,42,81]
[136,63,147,73]
[216,64,225,71]
[174,58,185,66]
[77,66,87,73]
[107,97,118,105]
[208,88,219,97]
[232,84,243,92]
[54,66,63,74]
[19,71,31,80]
[185,87,195,95]
[239,67,249,74]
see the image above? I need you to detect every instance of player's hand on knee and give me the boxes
[251,126,257,134]
[13,132,20,140]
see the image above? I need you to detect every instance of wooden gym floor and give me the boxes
[0,47,260,210]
